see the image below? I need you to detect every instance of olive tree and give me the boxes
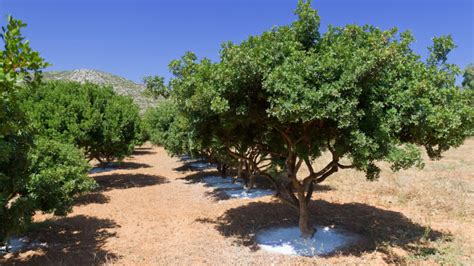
[165,0,473,237]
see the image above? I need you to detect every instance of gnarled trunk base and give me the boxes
[298,188,315,238]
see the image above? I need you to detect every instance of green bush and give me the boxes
[143,99,178,147]
[27,137,96,216]
[0,16,48,244]
[23,80,141,162]
[1,17,96,244]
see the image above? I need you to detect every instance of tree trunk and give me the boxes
[245,174,255,192]
[286,153,314,238]
[297,184,314,238]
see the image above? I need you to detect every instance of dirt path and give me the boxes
[2,143,473,265]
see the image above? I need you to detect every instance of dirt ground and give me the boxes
[2,139,473,265]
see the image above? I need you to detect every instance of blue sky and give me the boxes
[1,0,472,83]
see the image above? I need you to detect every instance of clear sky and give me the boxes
[1,0,473,83]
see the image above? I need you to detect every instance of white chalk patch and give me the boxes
[256,226,359,257]
[189,162,216,169]
[0,237,48,254]
[201,176,274,199]
[88,167,116,174]
[88,162,121,174]
[225,188,274,199]
[202,176,243,189]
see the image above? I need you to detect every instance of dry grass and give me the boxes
[1,139,473,265]
[303,138,474,264]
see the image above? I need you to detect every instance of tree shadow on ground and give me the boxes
[179,171,222,183]
[204,190,233,201]
[172,161,212,172]
[94,173,168,191]
[0,215,119,265]
[196,200,446,260]
[89,162,152,174]
[313,184,333,192]
[132,149,156,156]
[74,192,110,206]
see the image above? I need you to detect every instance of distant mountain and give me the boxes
[43,69,158,113]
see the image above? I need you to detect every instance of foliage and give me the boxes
[27,137,96,216]
[0,16,47,244]
[143,99,194,156]
[159,0,474,236]
[23,80,141,162]
[143,75,170,99]
[462,63,474,90]
[1,17,95,244]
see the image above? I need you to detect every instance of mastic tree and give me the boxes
[0,16,46,245]
[0,17,95,245]
[164,0,474,237]
[23,81,141,163]
[143,75,170,99]
[27,137,96,216]
[463,64,474,90]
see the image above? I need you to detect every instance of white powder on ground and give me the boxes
[256,226,360,256]
[201,176,274,199]
[0,237,47,254]
[189,162,216,169]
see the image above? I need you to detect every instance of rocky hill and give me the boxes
[43,69,158,113]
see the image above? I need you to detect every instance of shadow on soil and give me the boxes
[90,162,152,174]
[172,159,214,172]
[132,149,157,156]
[179,171,222,183]
[94,173,169,191]
[0,215,119,265]
[196,200,446,259]
[74,192,111,206]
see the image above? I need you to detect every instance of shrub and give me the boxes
[27,137,96,216]
[0,16,48,244]
[1,17,95,245]
[23,81,141,162]
[143,99,179,147]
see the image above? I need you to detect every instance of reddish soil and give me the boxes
[2,141,473,265]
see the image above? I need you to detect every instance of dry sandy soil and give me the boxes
[2,139,473,265]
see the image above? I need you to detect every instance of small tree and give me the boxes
[143,75,170,99]
[143,99,180,147]
[23,81,141,162]
[462,64,474,90]
[164,1,474,237]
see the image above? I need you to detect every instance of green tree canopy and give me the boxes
[462,63,474,90]
[160,0,473,237]
[143,75,170,99]
[23,81,141,163]
[1,17,95,244]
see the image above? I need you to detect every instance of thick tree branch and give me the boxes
[337,163,354,169]
[315,165,338,183]
[286,182,300,208]
[305,181,314,204]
